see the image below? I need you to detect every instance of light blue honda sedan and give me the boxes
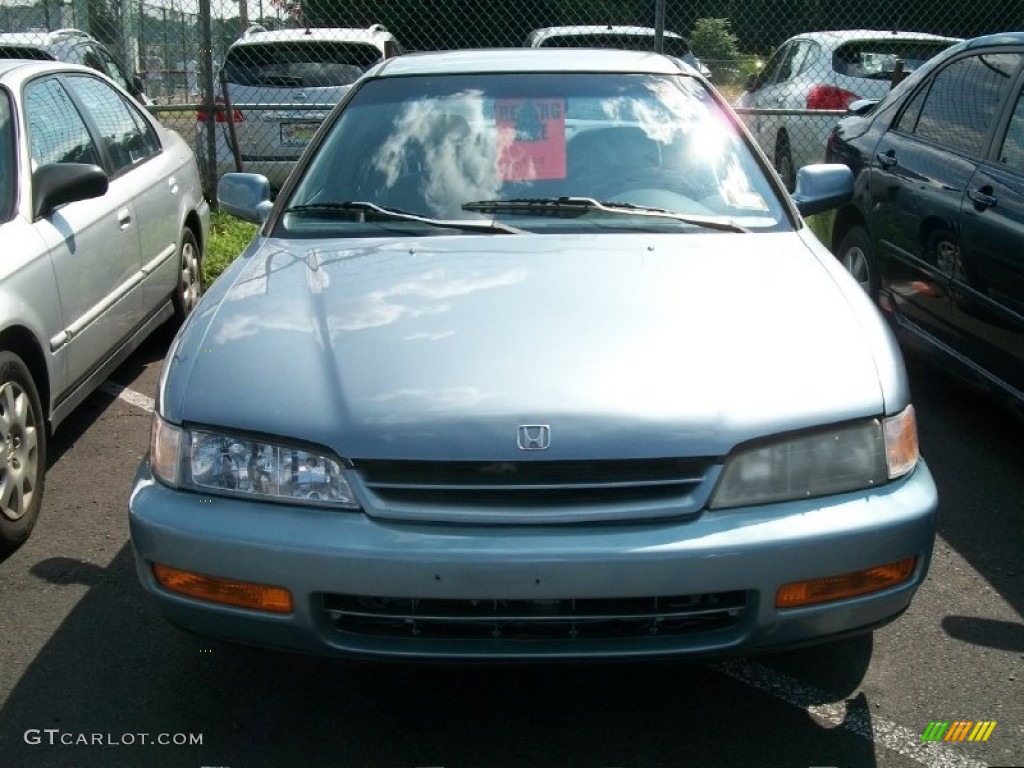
[129,48,937,660]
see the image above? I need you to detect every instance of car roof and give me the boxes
[373,48,688,77]
[527,25,685,44]
[0,59,27,78]
[230,24,398,48]
[0,28,93,48]
[0,58,106,85]
[960,31,1024,49]
[787,29,962,45]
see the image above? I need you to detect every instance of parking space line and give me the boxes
[99,381,155,414]
[715,660,988,768]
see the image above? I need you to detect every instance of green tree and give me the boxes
[689,17,740,62]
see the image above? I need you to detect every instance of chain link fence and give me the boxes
[2,0,1022,196]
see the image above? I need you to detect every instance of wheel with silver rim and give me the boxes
[173,228,202,322]
[0,351,45,554]
[927,228,985,308]
[926,229,962,280]
[836,225,878,297]
[933,237,959,277]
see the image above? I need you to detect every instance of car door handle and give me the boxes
[117,208,132,230]
[168,175,179,195]
[876,151,897,168]
[968,187,997,209]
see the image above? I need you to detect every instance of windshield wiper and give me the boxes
[281,201,523,235]
[462,197,749,233]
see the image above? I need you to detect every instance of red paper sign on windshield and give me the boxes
[495,98,567,181]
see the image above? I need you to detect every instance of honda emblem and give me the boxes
[517,425,551,450]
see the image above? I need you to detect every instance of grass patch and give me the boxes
[203,209,259,285]
[806,210,835,248]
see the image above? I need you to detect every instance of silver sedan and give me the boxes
[0,60,209,552]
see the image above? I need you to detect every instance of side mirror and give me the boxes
[32,163,108,220]
[790,164,853,217]
[744,73,758,91]
[218,172,274,223]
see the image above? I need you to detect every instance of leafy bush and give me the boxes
[689,18,741,62]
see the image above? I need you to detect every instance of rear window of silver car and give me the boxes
[224,41,384,87]
[0,46,54,61]
[832,40,955,79]
[536,33,693,59]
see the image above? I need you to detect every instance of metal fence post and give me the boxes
[220,68,242,172]
[654,0,666,53]
[198,0,217,205]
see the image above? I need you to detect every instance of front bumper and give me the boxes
[129,459,937,660]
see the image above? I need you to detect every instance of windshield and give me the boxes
[283,72,788,237]
[0,90,14,222]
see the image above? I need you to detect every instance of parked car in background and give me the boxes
[199,24,403,191]
[0,28,150,104]
[131,48,936,662]
[0,60,209,553]
[526,25,712,77]
[736,30,959,189]
[827,32,1024,415]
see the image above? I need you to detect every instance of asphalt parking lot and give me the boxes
[0,322,1020,768]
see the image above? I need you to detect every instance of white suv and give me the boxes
[201,24,402,190]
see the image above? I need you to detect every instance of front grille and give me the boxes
[322,591,747,641]
[353,458,715,512]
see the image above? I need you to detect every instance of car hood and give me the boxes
[165,231,893,459]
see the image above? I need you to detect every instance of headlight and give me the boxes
[149,415,359,508]
[709,406,918,509]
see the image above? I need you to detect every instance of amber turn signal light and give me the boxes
[153,563,293,614]
[776,557,917,609]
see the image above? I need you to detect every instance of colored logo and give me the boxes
[921,721,996,742]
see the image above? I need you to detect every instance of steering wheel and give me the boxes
[600,166,705,200]
[601,187,715,216]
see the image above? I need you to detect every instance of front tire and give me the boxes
[836,225,878,297]
[172,228,202,322]
[0,351,46,554]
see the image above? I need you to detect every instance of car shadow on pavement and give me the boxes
[942,615,1024,653]
[0,544,885,768]
[905,355,1024,625]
